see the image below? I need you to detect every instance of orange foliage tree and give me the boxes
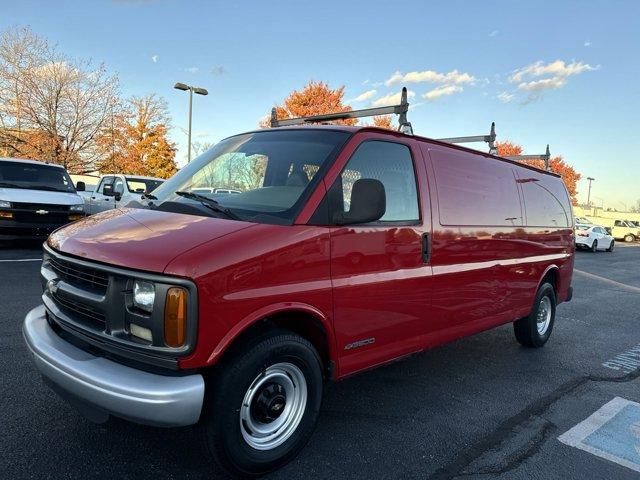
[496,141,581,204]
[98,95,177,178]
[263,81,357,127]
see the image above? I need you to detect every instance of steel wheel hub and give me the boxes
[240,362,307,451]
[536,296,552,335]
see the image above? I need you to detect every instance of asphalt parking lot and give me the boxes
[1,242,639,479]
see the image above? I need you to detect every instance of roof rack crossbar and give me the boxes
[437,122,497,154]
[270,87,413,134]
[505,145,551,171]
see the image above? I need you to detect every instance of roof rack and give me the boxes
[269,89,552,171]
[437,122,497,154]
[504,144,551,171]
[270,87,414,134]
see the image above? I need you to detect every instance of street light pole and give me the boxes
[586,177,595,206]
[174,82,208,163]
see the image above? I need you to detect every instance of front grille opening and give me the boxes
[52,291,106,330]
[48,256,109,293]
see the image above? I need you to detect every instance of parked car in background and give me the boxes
[612,219,639,243]
[574,224,615,252]
[0,158,85,240]
[84,174,164,214]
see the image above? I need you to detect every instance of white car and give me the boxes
[0,157,86,240]
[575,224,614,252]
[85,174,164,214]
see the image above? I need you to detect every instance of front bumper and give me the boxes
[23,305,204,427]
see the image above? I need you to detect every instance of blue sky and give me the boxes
[2,0,638,207]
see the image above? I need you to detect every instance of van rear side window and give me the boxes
[517,172,570,227]
[429,149,522,227]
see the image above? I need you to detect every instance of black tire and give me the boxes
[607,240,615,252]
[590,239,598,252]
[624,234,635,243]
[203,331,323,477]
[514,283,556,348]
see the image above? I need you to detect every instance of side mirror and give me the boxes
[336,178,386,225]
[103,184,114,196]
[76,181,86,192]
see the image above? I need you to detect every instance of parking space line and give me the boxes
[559,397,640,473]
[0,258,41,263]
[574,269,640,294]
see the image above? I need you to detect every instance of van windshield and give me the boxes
[0,161,76,193]
[151,129,350,224]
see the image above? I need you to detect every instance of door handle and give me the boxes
[422,233,430,263]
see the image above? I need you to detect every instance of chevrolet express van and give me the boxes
[0,158,86,240]
[23,123,574,476]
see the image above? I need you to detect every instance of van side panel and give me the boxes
[421,142,573,346]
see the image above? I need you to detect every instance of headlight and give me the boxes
[0,200,10,209]
[133,280,155,312]
[69,204,85,212]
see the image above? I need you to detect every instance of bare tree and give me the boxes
[0,27,119,172]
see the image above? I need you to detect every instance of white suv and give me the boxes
[575,224,614,252]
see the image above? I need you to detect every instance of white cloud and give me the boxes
[422,85,463,101]
[372,90,416,107]
[151,54,159,63]
[186,66,199,74]
[211,65,226,75]
[489,30,499,37]
[509,59,598,84]
[352,89,377,102]
[497,91,515,103]
[584,40,591,47]
[508,59,599,101]
[385,69,476,87]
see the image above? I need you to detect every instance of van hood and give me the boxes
[0,187,83,205]
[48,207,255,273]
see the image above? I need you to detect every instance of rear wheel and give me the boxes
[514,283,556,348]
[607,240,615,252]
[590,239,598,252]
[203,331,323,477]
[624,234,635,243]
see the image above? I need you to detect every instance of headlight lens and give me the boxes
[133,280,155,312]
[0,200,10,209]
[69,204,85,212]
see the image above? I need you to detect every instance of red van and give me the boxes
[23,108,574,476]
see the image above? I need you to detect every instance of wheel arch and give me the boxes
[538,264,560,298]
[206,303,337,379]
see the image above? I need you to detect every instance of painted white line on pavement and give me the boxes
[574,269,640,294]
[0,258,41,263]
[603,343,640,374]
[559,397,640,473]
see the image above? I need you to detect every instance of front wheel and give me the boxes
[203,331,323,477]
[514,283,556,348]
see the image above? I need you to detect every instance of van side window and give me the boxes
[338,141,419,222]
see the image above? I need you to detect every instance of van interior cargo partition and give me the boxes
[270,87,552,171]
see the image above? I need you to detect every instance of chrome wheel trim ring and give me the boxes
[536,296,552,335]
[240,362,308,451]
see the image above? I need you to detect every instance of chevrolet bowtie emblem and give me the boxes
[35,209,49,215]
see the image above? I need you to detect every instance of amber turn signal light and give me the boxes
[164,287,187,348]
[68,214,84,221]
[0,211,12,219]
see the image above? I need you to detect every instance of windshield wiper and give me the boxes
[175,191,242,220]
[141,193,157,200]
